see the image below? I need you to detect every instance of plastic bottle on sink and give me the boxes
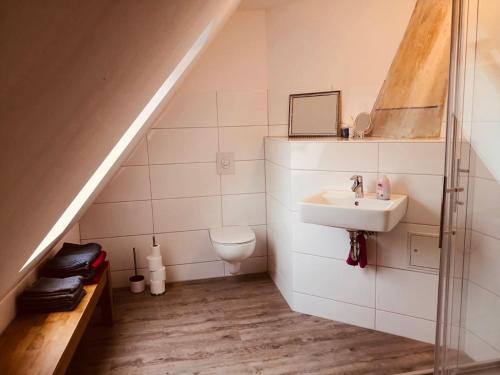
[376,175,391,200]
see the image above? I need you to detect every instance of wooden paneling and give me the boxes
[371,0,452,138]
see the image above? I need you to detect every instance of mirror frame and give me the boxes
[288,90,341,137]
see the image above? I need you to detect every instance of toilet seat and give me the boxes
[209,226,255,245]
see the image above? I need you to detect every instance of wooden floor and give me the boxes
[67,273,434,375]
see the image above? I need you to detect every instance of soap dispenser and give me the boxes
[376,175,391,200]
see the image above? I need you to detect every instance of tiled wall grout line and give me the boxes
[264,89,270,269]
[468,279,500,300]
[92,192,267,205]
[145,134,156,235]
[80,223,268,241]
[215,90,226,275]
[110,255,268,271]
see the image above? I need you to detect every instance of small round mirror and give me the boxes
[354,112,371,134]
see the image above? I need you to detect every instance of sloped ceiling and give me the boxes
[0,0,239,301]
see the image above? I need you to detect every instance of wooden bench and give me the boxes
[0,263,113,375]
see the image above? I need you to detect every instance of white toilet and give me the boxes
[209,226,256,274]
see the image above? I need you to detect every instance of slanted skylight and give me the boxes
[20,21,215,271]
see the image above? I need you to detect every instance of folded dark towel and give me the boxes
[19,288,86,313]
[20,285,83,304]
[41,243,101,277]
[23,276,83,296]
[59,242,101,257]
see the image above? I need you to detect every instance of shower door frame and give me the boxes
[434,0,500,374]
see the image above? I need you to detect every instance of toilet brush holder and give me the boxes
[129,247,145,293]
[130,275,145,293]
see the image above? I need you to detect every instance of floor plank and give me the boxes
[67,273,434,375]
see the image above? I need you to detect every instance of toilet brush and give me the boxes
[129,247,145,293]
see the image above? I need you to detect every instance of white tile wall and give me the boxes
[221,160,265,194]
[88,235,152,271]
[465,282,500,352]
[250,225,268,257]
[379,142,445,175]
[469,231,500,296]
[387,173,444,225]
[149,163,220,199]
[81,87,270,284]
[376,266,438,321]
[265,161,291,207]
[265,137,445,342]
[152,196,222,232]
[375,310,436,344]
[462,329,500,362]
[219,125,268,160]
[227,256,267,276]
[294,292,375,330]
[222,193,266,226]
[95,166,151,203]
[471,177,500,238]
[269,125,288,137]
[266,192,294,308]
[155,90,217,128]
[267,89,290,125]
[164,261,225,283]
[217,90,268,126]
[290,141,378,171]
[80,201,153,239]
[265,137,290,168]
[292,212,377,265]
[123,137,149,166]
[147,128,218,164]
[470,123,500,181]
[293,252,376,308]
[266,194,291,245]
[155,230,218,265]
[377,223,440,271]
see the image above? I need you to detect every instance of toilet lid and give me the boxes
[210,226,255,244]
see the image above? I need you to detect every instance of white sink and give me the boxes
[299,190,408,232]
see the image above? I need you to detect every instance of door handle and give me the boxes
[446,187,464,193]
[439,176,447,249]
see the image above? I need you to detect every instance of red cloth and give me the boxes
[358,233,367,268]
[346,233,368,268]
[91,251,107,270]
[346,248,358,266]
[90,261,108,284]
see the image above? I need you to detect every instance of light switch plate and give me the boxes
[217,152,235,175]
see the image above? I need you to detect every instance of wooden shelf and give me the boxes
[0,264,113,375]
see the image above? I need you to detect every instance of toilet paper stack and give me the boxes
[146,243,166,295]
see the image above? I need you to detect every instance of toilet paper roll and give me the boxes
[150,266,166,282]
[150,279,166,295]
[147,255,163,271]
[151,244,161,257]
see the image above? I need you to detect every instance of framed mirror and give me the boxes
[288,91,341,137]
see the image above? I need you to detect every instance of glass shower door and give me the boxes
[435,0,500,373]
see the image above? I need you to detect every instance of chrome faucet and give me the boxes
[350,175,364,198]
